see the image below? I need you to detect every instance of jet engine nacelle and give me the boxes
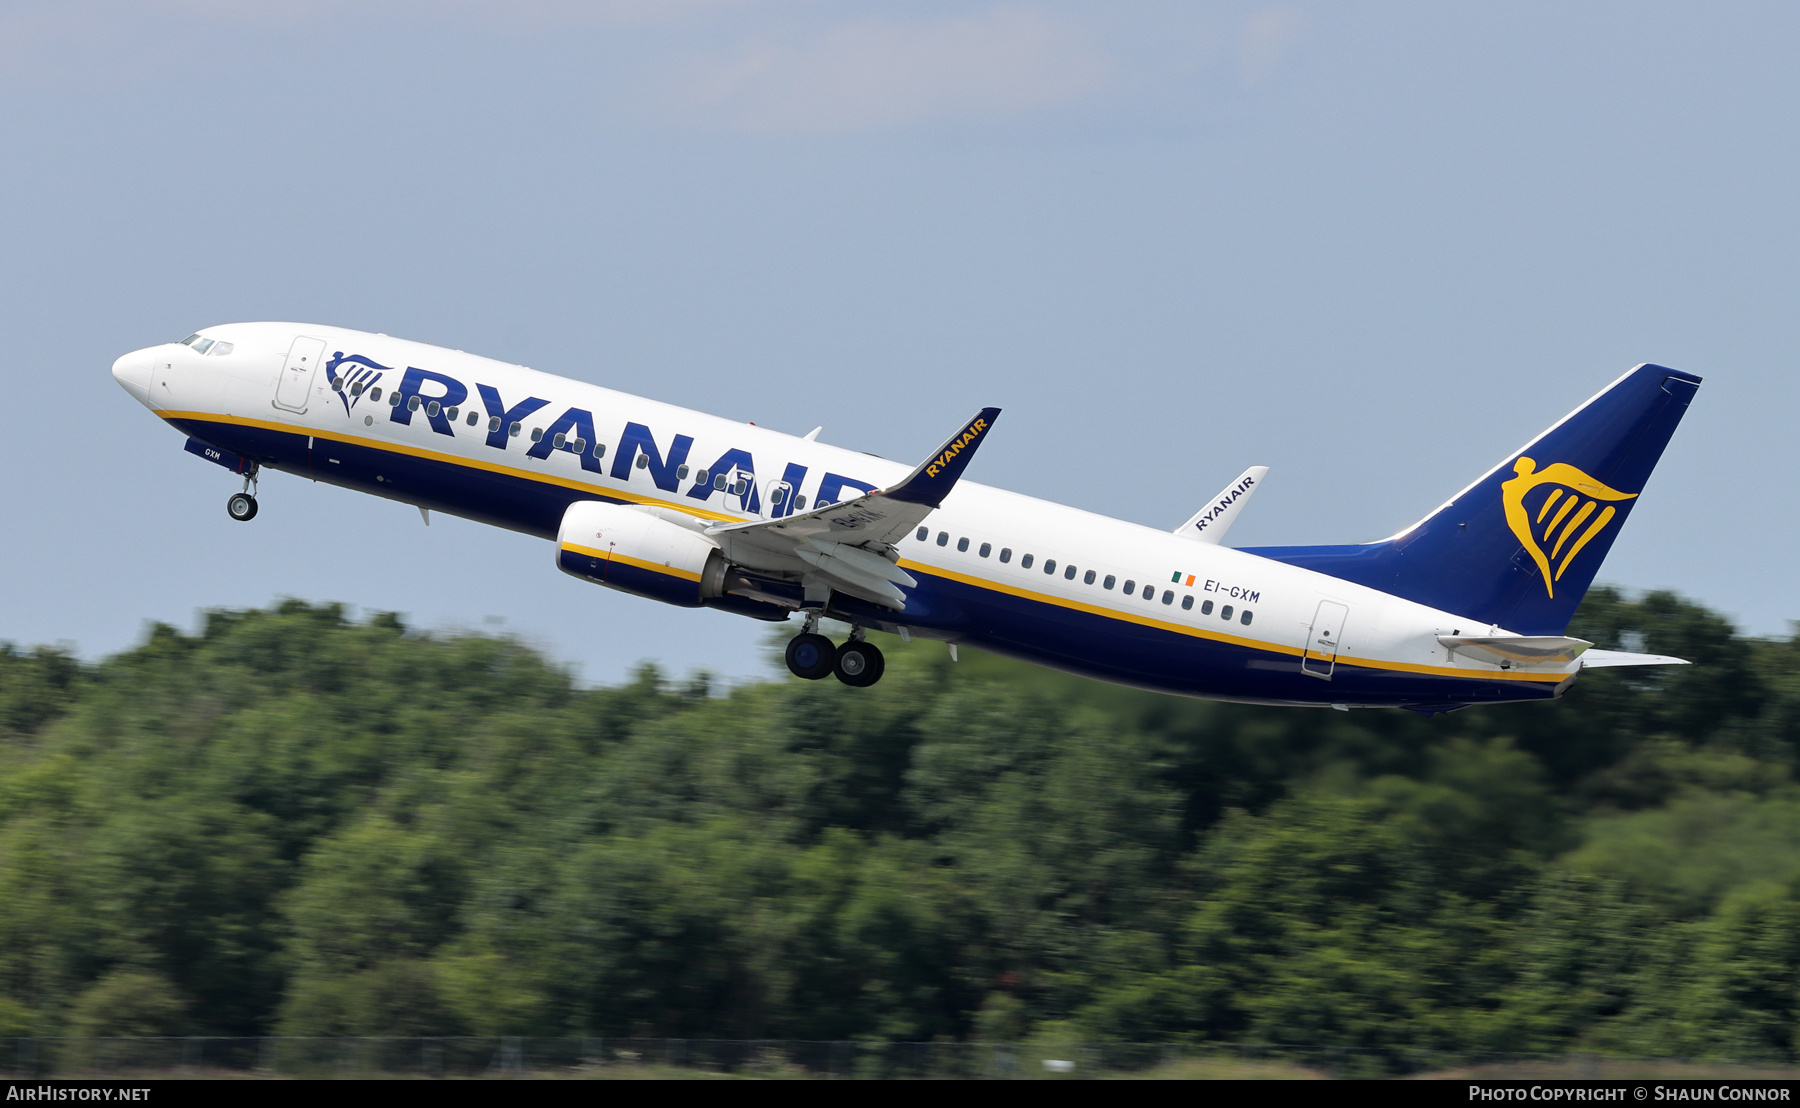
[556,500,726,608]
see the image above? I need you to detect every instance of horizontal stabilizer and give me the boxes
[1177,466,1268,544]
[1581,648,1691,668]
[1438,635,1592,666]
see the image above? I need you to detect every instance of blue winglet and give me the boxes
[881,407,1002,508]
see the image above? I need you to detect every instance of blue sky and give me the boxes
[3,1,1795,685]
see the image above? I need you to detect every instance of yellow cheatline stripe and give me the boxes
[899,560,1566,684]
[157,410,741,523]
[561,542,703,583]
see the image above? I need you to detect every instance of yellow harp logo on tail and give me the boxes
[1501,457,1637,599]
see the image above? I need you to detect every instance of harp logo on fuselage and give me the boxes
[1501,457,1638,598]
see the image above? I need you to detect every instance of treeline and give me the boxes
[1,590,1798,1069]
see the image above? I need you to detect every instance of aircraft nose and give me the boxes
[111,347,155,407]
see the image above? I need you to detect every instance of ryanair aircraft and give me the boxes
[112,324,1698,712]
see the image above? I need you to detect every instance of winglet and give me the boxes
[880,407,1001,508]
[1177,466,1268,544]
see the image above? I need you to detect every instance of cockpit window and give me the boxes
[179,334,233,355]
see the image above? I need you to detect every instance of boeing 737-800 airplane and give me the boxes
[112,324,1697,712]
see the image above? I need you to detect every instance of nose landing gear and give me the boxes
[783,620,887,687]
[226,464,261,522]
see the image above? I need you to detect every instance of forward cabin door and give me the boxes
[274,336,327,413]
[1301,600,1349,679]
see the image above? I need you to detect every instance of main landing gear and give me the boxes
[226,465,260,522]
[785,621,886,688]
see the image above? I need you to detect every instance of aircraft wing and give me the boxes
[707,407,1000,609]
[1176,466,1268,544]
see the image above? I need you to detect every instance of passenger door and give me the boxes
[1301,600,1349,679]
[273,336,327,413]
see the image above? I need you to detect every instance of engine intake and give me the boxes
[556,501,726,607]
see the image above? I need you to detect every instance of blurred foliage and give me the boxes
[2,589,1800,1068]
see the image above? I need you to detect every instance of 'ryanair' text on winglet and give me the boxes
[879,407,1002,508]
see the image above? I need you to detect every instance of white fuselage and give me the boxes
[111,322,1575,707]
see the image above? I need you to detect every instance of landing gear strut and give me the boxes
[226,465,260,522]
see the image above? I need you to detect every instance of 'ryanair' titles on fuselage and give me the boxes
[322,350,878,518]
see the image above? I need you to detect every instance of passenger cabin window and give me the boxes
[1201,600,1213,615]
[510,422,522,437]
[1123,580,1135,595]
[999,548,1012,563]
[426,401,440,417]
[957,537,969,552]
[979,542,991,558]
[408,396,422,411]
[695,469,709,485]
[1043,559,1056,574]
[917,527,928,541]
[1021,554,1034,569]
[553,433,566,448]
[389,393,402,407]
[530,428,544,442]
[1083,569,1095,585]
[1241,610,1254,625]
[792,495,806,509]
[678,465,691,480]
[937,532,949,546]
[1162,590,1174,605]
[1221,605,1234,621]
[369,387,382,401]
[1065,564,1077,580]
[446,406,458,420]
[712,473,725,488]
[486,416,498,431]
[1103,575,1115,590]
[1181,595,1194,610]
[1145,588,1157,603]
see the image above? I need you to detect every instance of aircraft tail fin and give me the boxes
[1240,364,1701,635]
